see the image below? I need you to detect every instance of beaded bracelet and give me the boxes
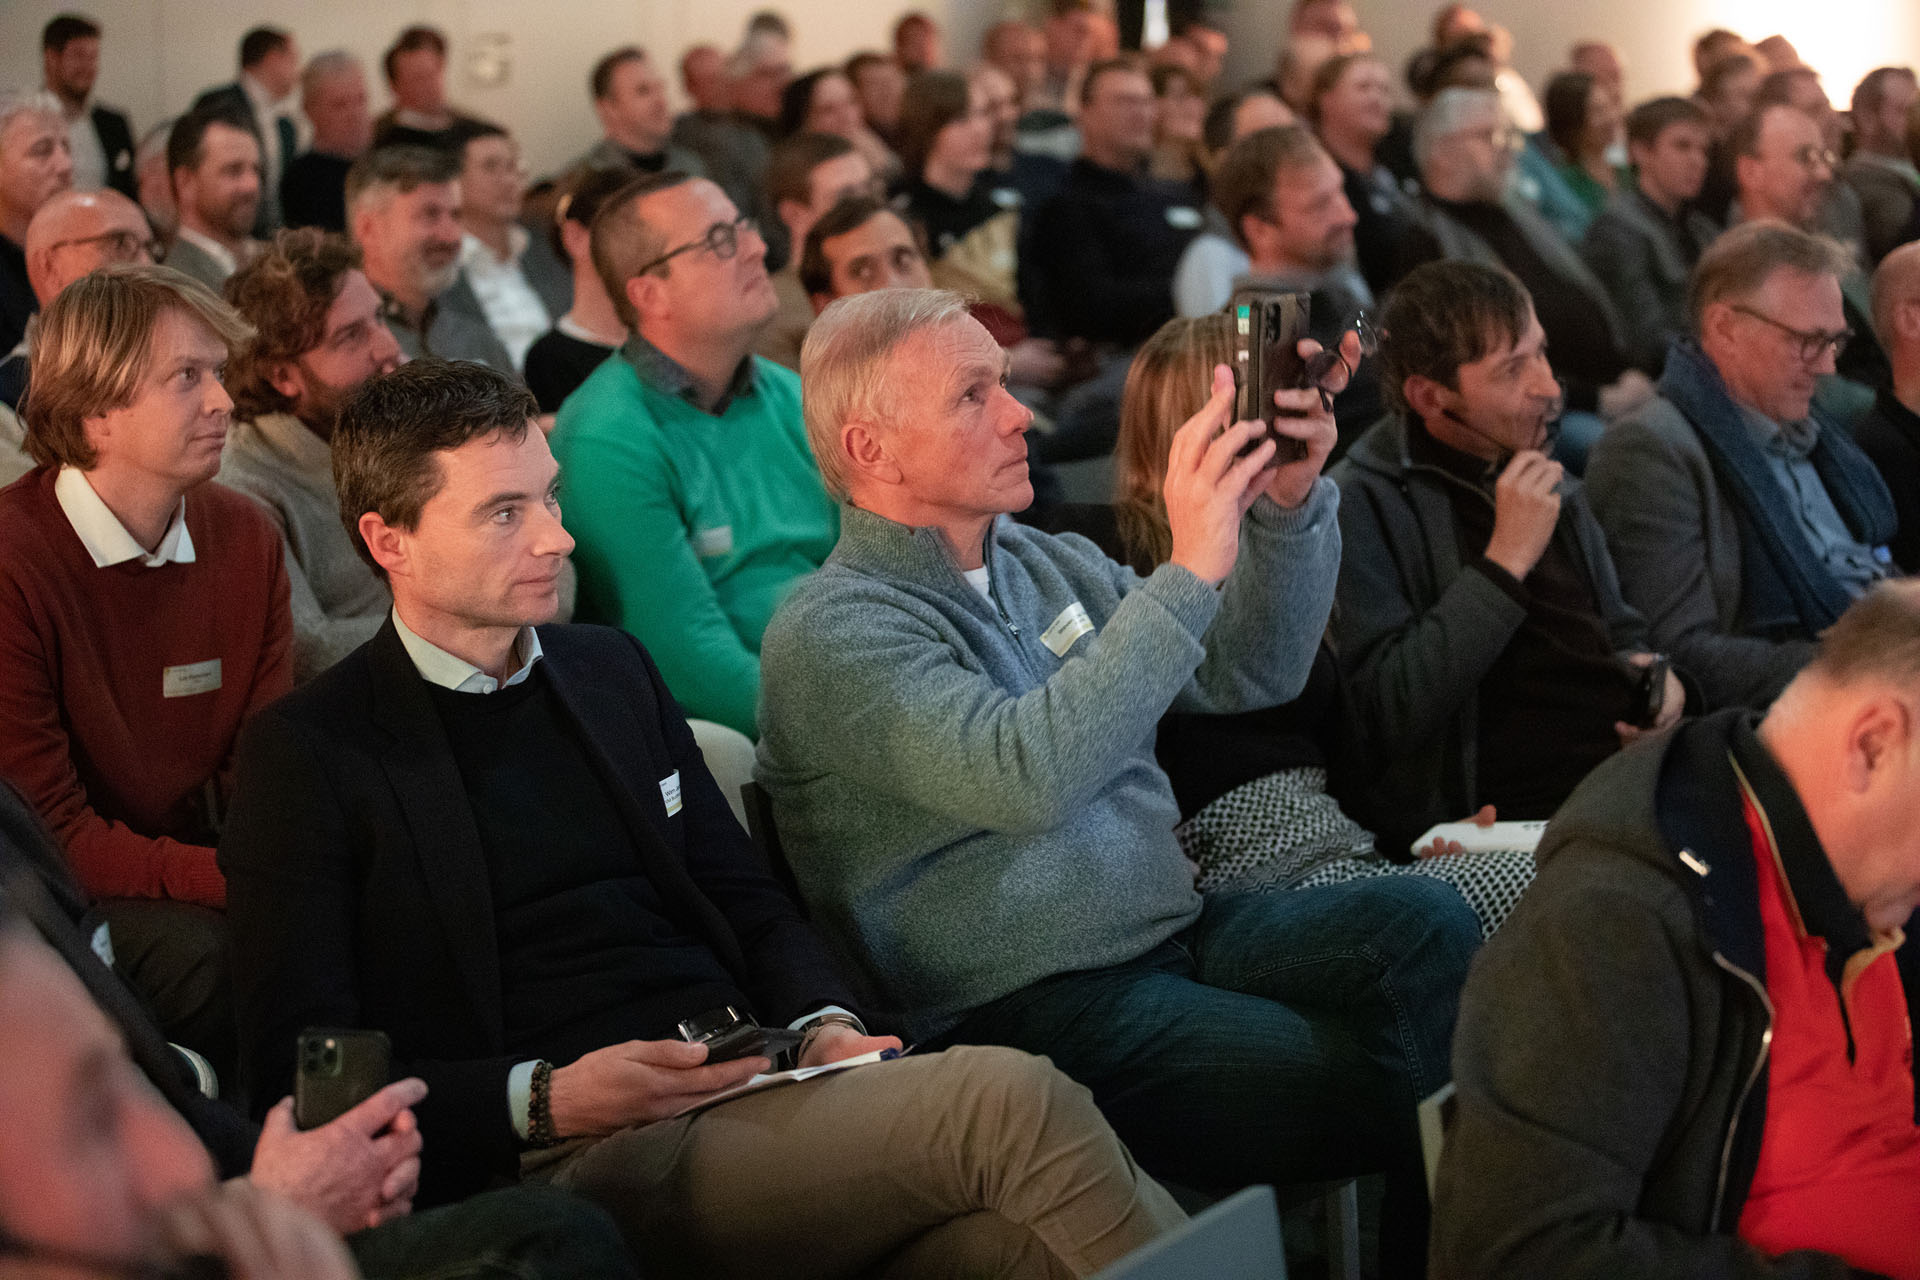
[528,1059,562,1147]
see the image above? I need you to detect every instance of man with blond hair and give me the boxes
[757,287,1478,1275]
[1435,580,1920,1276]
[0,264,289,1080]
[0,186,156,473]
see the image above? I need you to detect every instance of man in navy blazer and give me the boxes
[194,26,301,235]
[219,358,1184,1278]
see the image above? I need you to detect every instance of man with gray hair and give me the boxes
[1433,579,1920,1277]
[0,91,75,355]
[281,51,373,233]
[1586,220,1898,711]
[756,288,1479,1275]
[550,171,832,739]
[1403,86,1652,463]
[346,145,511,372]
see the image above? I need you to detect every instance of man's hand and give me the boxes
[1598,369,1657,421]
[248,1079,426,1235]
[1164,364,1281,585]
[547,1039,768,1138]
[797,1023,904,1069]
[1417,805,1498,858]
[1615,653,1686,746]
[158,1182,360,1280]
[1482,450,1564,580]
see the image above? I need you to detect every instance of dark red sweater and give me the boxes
[0,467,291,906]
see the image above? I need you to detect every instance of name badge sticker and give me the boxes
[1165,206,1203,229]
[660,770,683,817]
[1040,602,1095,657]
[692,526,734,558]
[162,658,223,699]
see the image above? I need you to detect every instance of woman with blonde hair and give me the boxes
[1030,312,1531,935]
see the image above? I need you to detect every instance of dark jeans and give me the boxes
[935,876,1480,1276]
[348,1184,640,1279]
[100,899,235,1094]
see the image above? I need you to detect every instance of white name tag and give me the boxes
[692,525,734,558]
[162,658,222,699]
[1040,602,1095,657]
[1165,206,1203,229]
[659,770,683,816]
[92,922,115,967]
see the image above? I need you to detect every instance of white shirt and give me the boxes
[63,103,108,192]
[459,229,552,371]
[391,607,542,693]
[53,466,195,568]
[961,566,992,600]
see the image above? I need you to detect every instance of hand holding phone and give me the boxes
[295,1028,391,1131]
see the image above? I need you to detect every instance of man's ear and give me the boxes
[357,511,410,580]
[841,419,904,488]
[1237,211,1272,263]
[1402,373,1449,423]
[808,290,833,317]
[624,272,663,327]
[265,359,304,405]
[1849,694,1913,792]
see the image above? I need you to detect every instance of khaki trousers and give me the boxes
[521,1044,1186,1279]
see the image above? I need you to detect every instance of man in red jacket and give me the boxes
[0,262,289,1084]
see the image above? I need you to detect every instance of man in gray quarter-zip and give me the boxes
[757,287,1480,1275]
[1433,580,1920,1278]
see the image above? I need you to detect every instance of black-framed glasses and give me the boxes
[1301,311,1381,409]
[634,215,758,276]
[48,228,162,263]
[1732,304,1852,363]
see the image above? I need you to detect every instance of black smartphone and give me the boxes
[676,1007,803,1065]
[1629,655,1673,728]
[1230,287,1311,461]
[294,1027,391,1130]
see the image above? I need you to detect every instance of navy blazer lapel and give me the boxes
[539,632,751,979]
[365,621,505,1045]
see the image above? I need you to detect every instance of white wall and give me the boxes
[7,0,1919,177]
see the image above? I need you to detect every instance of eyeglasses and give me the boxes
[1789,144,1838,172]
[634,214,758,275]
[1732,304,1852,363]
[47,229,162,262]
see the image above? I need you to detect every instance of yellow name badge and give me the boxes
[1040,602,1095,657]
[162,658,223,699]
[659,770,683,817]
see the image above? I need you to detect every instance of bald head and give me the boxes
[1875,241,1920,373]
[23,187,152,303]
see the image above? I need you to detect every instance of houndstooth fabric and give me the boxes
[1175,767,1535,938]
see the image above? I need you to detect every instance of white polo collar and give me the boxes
[53,466,195,568]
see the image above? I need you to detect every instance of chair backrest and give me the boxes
[1091,1185,1286,1280]
[1419,1081,1457,1198]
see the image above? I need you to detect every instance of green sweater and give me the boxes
[550,346,836,736]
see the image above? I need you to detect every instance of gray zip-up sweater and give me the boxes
[756,483,1341,1039]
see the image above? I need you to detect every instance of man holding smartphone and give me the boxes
[1330,259,1687,853]
[221,358,1185,1278]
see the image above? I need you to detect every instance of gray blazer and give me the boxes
[163,236,236,294]
[1584,395,1816,710]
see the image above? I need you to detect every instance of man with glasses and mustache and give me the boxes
[1331,259,1686,850]
[1587,220,1898,712]
[1,188,157,475]
[551,172,835,739]
[345,146,512,374]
